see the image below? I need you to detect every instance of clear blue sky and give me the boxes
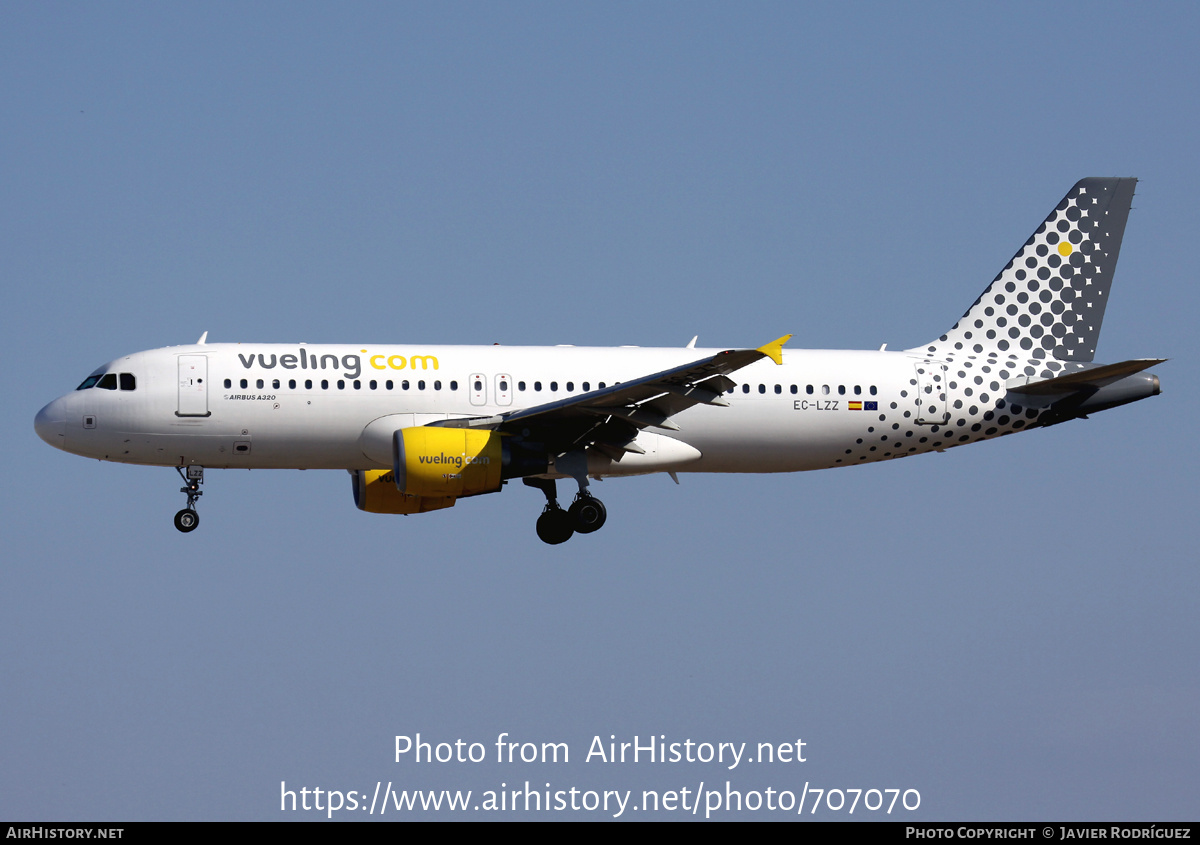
[3,2,1197,820]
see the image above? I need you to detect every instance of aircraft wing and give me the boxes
[432,335,791,456]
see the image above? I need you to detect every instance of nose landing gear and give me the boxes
[174,466,204,533]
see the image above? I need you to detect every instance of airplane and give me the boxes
[34,178,1164,544]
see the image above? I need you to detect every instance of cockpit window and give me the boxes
[76,375,101,390]
[119,373,136,391]
[96,373,118,390]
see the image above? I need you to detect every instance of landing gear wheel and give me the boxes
[536,507,574,545]
[174,509,200,533]
[569,496,607,534]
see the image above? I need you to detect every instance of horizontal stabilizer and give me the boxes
[1006,359,1166,395]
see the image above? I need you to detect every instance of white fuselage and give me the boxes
[37,341,975,476]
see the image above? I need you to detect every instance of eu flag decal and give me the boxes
[864,401,878,411]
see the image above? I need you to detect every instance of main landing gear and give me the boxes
[524,477,608,545]
[174,466,204,533]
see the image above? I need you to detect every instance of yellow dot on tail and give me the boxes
[1058,242,1073,256]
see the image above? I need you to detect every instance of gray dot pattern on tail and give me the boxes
[927,178,1135,363]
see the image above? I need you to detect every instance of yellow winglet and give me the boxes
[756,334,792,365]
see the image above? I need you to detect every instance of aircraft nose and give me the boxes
[34,398,67,450]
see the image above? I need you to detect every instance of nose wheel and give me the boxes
[174,466,204,533]
[174,508,200,532]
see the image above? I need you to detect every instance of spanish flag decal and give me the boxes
[849,401,863,411]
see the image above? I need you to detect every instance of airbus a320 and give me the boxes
[35,178,1163,543]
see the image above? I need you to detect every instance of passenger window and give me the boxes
[353,380,361,390]
[598,382,606,389]
[402,380,410,390]
[337,380,345,389]
[498,380,507,391]
[289,379,297,389]
[369,380,377,390]
[434,380,442,390]
[550,381,558,391]
[854,385,862,395]
[822,385,830,395]
[870,385,877,395]
[758,384,766,394]
[256,379,264,389]
[566,382,574,392]
[385,380,393,390]
[518,381,526,391]
[535,382,542,392]
[305,379,313,389]
[474,379,483,391]
[742,384,750,394]
[450,381,458,390]
[790,385,798,394]
[240,379,248,389]
[806,384,814,395]
[321,380,329,389]
[838,385,845,395]
[76,375,101,390]
[774,384,782,394]
[224,379,232,389]
[272,379,280,389]
[418,380,426,390]
[96,373,117,390]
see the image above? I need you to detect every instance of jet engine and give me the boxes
[350,469,456,514]
[393,427,503,498]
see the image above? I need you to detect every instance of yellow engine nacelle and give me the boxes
[350,469,456,515]
[394,427,503,498]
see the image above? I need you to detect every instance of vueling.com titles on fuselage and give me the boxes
[236,350,439,381]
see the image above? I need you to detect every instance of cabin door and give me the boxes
[177,355,210,417]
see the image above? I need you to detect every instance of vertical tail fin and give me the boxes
[918,178,1137,363]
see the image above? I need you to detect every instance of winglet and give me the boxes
[197,331,208,345]
[756,334,791,365]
